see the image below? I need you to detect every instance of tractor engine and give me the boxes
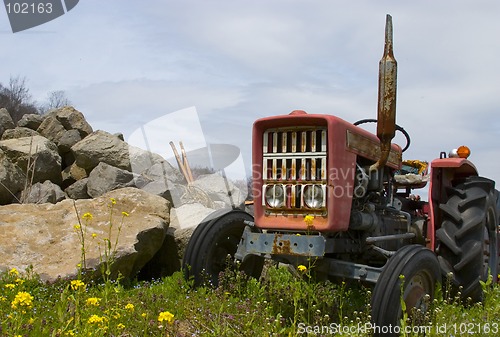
[348,163,426,258]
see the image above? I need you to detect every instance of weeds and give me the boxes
[2,209,500,336]
[2,265,500,336]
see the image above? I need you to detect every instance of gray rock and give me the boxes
[21,180,66,204]
[1,127,39,140]
[61,162,87,189]
[0,188,171,282]
[71,130,131,172]
[0,135,62,185]
[139,160,184,184]
[58,129,82,153]
[61,151,76,168]
[36,115,67,144]
[140,180,188,205]
[87,162,135,198]
[65,178,90,200]
[17,113,44,130]
[169,203,216,261]
[141,179,172,200]
[140,203,216,279]
[50,106,93,138]
[0,149,24,205]
[191,174,245,208]
[0,108,15,139]
[128,146,176,177]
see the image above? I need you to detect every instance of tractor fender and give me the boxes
[427,158,479,250]
[430,157,478,173]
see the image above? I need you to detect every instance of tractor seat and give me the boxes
[394,160,429,189]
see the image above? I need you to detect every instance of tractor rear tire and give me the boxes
[436,176,498,302]
[371,245,441,337]
[182,209,264,287]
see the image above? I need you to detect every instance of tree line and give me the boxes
[0,75,71,123]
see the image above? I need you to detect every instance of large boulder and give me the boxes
[36,115,67,144]
[61,162,87,189]
[58,129,82,153]
[1,127,39,140]
[87,162,135,197]
[20,180,66,204]
[138,160,184,184]
[65,178,90,200]
[140,203,215,279]
[71,130,175,176]
[71,130,131,172]
[169,203,216,250]
[49,106,93,138]
[191,174,246,207]
[17,113,44,130]
[0,108,15,139]
[0,135,62,185]
[0,149,24,204]
[128,146,172,176]
[0,188,171,281]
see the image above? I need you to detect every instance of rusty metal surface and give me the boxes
[239,231,326,257]
[346,130,402,168]
[372,14,398,171]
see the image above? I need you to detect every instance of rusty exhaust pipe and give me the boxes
[370,14,397,172]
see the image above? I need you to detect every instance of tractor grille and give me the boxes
[262,127,327,212]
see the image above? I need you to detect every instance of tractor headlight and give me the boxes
[303,184,324,209]
[265,184,285,208]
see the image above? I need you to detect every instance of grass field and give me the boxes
[2,263,500,337]
[3,200,498,336]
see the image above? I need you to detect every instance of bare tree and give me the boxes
[40,90,72,113]
[0,76,38,123]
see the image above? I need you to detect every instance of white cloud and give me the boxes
[1,0,499,189]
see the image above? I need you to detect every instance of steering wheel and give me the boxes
[353,119,411,153]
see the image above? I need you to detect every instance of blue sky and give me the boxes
[1,1,499,190]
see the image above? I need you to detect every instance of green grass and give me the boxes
[2,265,500,337]
[3,201,498,336]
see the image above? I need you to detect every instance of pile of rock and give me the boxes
[0,106,246,281]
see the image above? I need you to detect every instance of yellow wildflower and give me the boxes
[158,311,174,325]
[110,197,116,205]
[82,212,93,221]
[92,233,97,238]
[65,330,75,336]
[87,314,105,325]
[11,291,34,310]
[122,211,129,217]
[9,268,19,276]
[141,313,147,318]
[125,303,135,311]
[15,278,24,285]
[70,279,86,291]
[297,265,307,273]
[304,215,314,227]
[86,297,101,306]
[73,224,81,230]
[117,323,125,329]
[5,283,16,289]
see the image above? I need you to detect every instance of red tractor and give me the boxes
[183,15,500,331]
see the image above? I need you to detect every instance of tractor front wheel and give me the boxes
[371,245,441,337]
[182,209,264,287]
